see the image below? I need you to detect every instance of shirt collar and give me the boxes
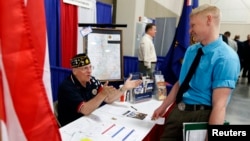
[145,33,153,40]
[201,36,222,54]
[71,73,90,88]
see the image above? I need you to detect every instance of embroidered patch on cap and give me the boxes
[71,53,91,68]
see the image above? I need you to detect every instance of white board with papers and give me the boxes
[85,28,123,81]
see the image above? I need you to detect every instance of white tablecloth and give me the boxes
[59,99,162,141]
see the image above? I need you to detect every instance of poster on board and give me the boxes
[86,28,123,81]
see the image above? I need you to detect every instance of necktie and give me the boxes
[175,47,204,103]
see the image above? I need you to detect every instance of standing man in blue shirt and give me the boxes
[152,4,240,141]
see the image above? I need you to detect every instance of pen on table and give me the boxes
[122,129,135,141]
[102,124,115,134]
[123,110,130,115]
[112,126,125,138]
[130,106,137,111]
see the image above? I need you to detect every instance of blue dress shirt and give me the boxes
[179,36,240,106]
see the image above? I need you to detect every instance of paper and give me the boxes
[185,130,207,141]
[101,124,138,141]
[124,111,148,120]
[153,117,165,125]
[80,26,92,37]
[98,104,129,117]
[87,32,122,80]
[144,117,165,125]
[183,122,208,141]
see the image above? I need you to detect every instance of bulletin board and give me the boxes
[85,28,123,81]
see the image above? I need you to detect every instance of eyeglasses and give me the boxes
[78,65,94,71]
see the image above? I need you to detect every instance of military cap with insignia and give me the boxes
[70,53,91,68]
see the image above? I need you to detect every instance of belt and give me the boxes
[177,102,212,111]
[139,61,157,64]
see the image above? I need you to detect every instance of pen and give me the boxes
[122,129,135,141]
[130,106,137,111]
[102,124,115,134]
[123,110,130,115]
[112,126,125,138]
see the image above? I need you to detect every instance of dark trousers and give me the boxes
[138,61,156,78]
[160,105,211,141]
[242,62,248,77]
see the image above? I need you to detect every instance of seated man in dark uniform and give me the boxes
[57,53,142,126]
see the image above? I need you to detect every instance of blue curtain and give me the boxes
[44,0,62,101]
[44,0,61,67]
[123,56,164,78]
[96,1,112,24]
[123,56,138,78]
[50,66,71,101]
[155,57,165,71]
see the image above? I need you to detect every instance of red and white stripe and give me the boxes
[0,0,61,140]
[0,54,27,141]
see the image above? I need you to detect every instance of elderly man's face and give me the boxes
[73,64,93,82]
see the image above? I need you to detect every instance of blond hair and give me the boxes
[190,4,221,24]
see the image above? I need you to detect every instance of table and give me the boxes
[59,99,164,141]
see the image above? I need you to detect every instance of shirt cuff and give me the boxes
[98,86,103,93]
[212,80,236,89]
[77,101,85,113]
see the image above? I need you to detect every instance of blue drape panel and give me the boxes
[155,57,165,71]
[50,66,71,101]
[45,0,62,101]
[123,56,165,78]
[123,56,138,78]
[96,1,112,24]
[44,0,61,67]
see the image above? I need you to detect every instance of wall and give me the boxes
[77,0,250,55]
[199,0,250,41]
[199,0,250,24]
[97,0,113,4]
[145,0,179,18]
[116,0,145,56]
[220,24,250,41]
[116,0,179,56]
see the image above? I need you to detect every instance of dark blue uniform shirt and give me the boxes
[57,74,105,126]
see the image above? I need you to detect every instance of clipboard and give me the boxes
[183,121,230,141]
[183,122,207,141]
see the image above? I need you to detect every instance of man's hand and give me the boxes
[100,81,116,97]
[123,75,142,90]
[152,105,166,120]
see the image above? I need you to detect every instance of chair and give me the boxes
[53,101,61,127]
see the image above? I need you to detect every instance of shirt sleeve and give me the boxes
[140,40,152,68]
[212,58,240,89]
